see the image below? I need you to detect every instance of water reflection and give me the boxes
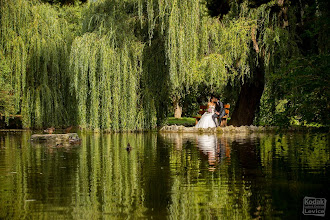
[0,131,329,219]
[196,135,218,167]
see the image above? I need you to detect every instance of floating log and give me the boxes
[30,133,80,143]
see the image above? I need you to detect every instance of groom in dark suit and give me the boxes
[212,97,226,127]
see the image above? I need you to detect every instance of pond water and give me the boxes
[0,131,329,219]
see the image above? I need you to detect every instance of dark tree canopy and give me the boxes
[204,0,232,17]
[205,0,273,17]
[41,0,87,5]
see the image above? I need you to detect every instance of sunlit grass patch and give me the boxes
[166,117,196,127]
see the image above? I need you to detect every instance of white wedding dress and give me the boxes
[195,106,216,128]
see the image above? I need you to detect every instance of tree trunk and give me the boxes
[229,61,265,126]
[173,97,182,118]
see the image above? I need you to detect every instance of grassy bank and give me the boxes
[166,117,196,127]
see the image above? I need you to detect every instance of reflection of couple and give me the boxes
[196,135,226,168]
[195,96,226,128]
[197,135,218,165]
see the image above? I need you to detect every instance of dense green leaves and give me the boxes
[70,0,157,130]
[256,0,330,126]
[0,51,15,123]
[0,0,329,129]
[258,54,330,126]
[0,0,76,128]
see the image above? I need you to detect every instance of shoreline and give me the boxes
[159,125,330,133]
[0,126,328,133]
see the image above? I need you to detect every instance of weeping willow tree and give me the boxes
[138,0,295,121]
[70,34,155,131]
[2,0,326,129]
[139,0,328,125]
[69,0,157,131]
[136,0,256,118]
[140,0,311,125]
[0,0,80,128]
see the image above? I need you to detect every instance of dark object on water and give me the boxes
[126,143,132,152]
[65,126,73,133]
[44,127,55,134]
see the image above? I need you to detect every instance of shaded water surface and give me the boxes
[0,131,329,219]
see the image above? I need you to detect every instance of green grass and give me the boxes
[166,117,196,127]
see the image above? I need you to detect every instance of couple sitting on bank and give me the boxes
[195,96,226,128]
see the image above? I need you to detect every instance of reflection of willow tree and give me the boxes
[161,133,253,219]
[258,133,330,218]
[260,134,330,173]
[0,132,160,218]
[72,133,158,218]
[138,135,172,216]
[160,132,330,218]
[0,132,329,218]
[0,131,81,219]
[0,132,31,220]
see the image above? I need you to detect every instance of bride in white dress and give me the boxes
[195,99,216,128]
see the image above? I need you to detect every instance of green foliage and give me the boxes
[137,0,262,121]
[1,0,329,129]
[258,54,330,126]
[166,117,196,126]
[0,51,15,123]
[70,0,157,131]
[256,0,330,126]
[0,0,80,128]
[71,0,258,129]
